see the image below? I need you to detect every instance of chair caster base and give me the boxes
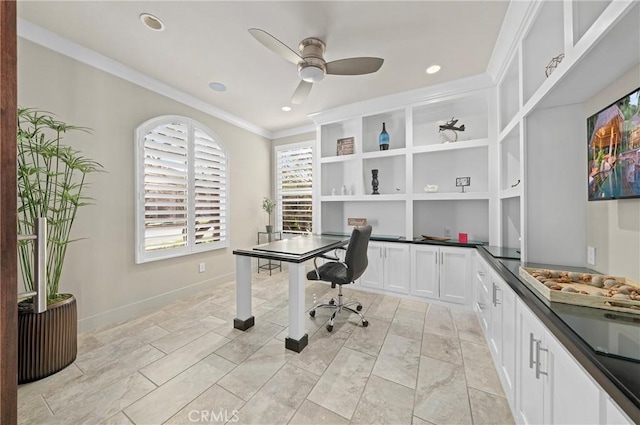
[362,320,369,327]
[309,310,316,318]
[356,305,363,311]
[326,324,333,332]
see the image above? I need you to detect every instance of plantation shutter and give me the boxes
[193,127,227,247]
[276,144,313,234]
[136,117,228,263]
[142,122,189,254]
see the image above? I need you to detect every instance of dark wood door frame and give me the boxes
[0,0,18,423]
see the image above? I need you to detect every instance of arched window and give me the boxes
[135,116,228,263]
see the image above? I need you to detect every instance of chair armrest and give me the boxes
[318,246,346,261]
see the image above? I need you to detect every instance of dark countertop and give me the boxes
[477,247,640,423]
[321,232,487,248]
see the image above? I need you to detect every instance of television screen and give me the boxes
[587,87,640,200]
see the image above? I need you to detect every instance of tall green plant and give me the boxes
[17,108,103,303]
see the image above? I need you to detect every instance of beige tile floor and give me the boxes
[18,269,515,425]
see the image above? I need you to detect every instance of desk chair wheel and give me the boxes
[309,310,316,317]
[326,324,333,332]
[362,320,369,327]
[329,299,335,305]
[356,305,362,311]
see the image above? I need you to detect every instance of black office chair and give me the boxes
[307,225,372,332]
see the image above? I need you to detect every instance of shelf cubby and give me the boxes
[501,196,521,250]
[412,91,488,147]
[321,200,406,237]
[320,118,360,159]
[500,123,521,192]
[522,0,565,105]
[498,53,520,133]
[413,200,489,242]
[362,109,406,153]
[363,155,406,195]
[571,0,611,47]
[412,147,488,195]
[321,160,362,196]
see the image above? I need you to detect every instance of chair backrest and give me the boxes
[343,225,372,282]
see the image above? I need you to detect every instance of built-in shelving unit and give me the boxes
[310,78,495,242]
[490,0,639,265]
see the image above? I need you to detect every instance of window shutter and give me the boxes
[276,145,313,234]
[136,116,229,263]
[193,127,227,247]
[143,122,189,253]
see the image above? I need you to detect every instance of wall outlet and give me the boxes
[199,262,205,273]
[444,227,451,238]
[587,247,596,266]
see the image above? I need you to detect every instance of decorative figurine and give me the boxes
[439,117,465,143]
[372,169,380,194]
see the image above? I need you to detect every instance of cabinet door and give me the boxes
[515,300,546,425]
[439,247,471,305]
[489,278,503,359]
[361,242,384,290]
[383,243,410,294]
[410,245,439,298]
[544,333,601,424]
[499,277,517,404]
[606,397,633,425]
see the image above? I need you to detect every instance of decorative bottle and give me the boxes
[379,122,389,151]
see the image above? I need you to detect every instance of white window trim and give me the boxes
[135,115,229,264]
[274,140,314,235]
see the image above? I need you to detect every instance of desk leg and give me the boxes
[234,255,254,331]
[285,263,308,352]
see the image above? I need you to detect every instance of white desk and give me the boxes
[232,235,348,352]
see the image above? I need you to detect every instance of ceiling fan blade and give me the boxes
[326,57,384,76]
[292,80,313,104]
[248,28,302,65]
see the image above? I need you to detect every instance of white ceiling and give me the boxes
[17,1,509,136]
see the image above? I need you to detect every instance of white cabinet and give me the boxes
[474,254,516,404]
[515,299,602,425]
[410,245,472,305]
[360,241,410,294]
[606,397,633,425]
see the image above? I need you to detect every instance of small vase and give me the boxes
[266,225,273,233]
[371,169,380,195]
[379,122,389,151]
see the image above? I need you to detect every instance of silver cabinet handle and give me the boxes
[535,340,548,379]
[492,283,501,306]
[529,333,536,369]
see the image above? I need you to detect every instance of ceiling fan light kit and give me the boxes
[249,28,384,104]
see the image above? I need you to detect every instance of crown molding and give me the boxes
[271,123,316,140]
[17,18,272,139]
[308,73,493,125]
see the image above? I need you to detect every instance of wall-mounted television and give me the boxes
[587,86,640,200]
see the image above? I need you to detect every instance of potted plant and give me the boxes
[262,197,275,233]
[16,107,103,383]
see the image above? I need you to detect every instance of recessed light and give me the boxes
[426,65,441,74]
[208,82,227,92]
[282,106,292,112]
[139,13,164,31]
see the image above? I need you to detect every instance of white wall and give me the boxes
[585,65,640,282]
[18,39,272,331]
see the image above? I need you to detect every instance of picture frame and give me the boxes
[456,176,471,192]
[337,137,355,156]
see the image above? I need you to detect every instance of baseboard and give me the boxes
[77,272,235,333]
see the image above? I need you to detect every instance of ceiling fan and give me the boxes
[248,28,384,104]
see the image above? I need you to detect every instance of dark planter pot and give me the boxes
[18,294,77,384]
